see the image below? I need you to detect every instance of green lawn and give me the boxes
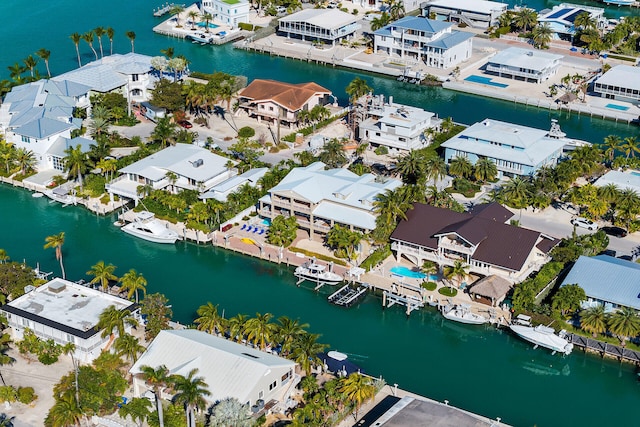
[222,0,241,4]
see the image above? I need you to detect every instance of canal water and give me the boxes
[1,184,639,426]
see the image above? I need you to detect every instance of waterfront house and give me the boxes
[237,79,333,127]
[485,47,562,83]
[106,144,236,203]
[258,162,402,239]
[9,118,76,171]
[0,278,137,363]
[357,94,441,152]
[200,167,268,202]
[53,53,158,104]
[422,0,507,29]
[278,9,360,46]
[201,0,250,29]
[537,3,606,41]
[440,118,567,178]
[559,255,640,311]
[373,16,474,69]
[593,169,640,194]
[130,329,298,409]
[593,65,640,103]
[390,203,558,283]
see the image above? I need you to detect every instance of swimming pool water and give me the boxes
[605,103,629,111]
[464,75,509,88]
[197,22,218,29]
[390,266,427,279]
[630,171,640,177]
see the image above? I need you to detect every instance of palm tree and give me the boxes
[46,392,83,427]
[7,63,25,83]
[170,5,186,27]
[244,312,276,350]
[106,27,115,55]
[97,305,138,346]
[389,1,405,20]
[424,156,447,185]
[194,302,226,335]
[118,397,152,427]
[373,188,412,225]
[501,176,532,208]
[443,260,469,291]
[119,269,147,303]
[396,150,426,185]
[44,232,66,279]
[603,135,622,164]
[448,156,473,178]
[574,12,597,30]
[608,307,640,345]
[64,144,92,189]
[474,158,497,183]
[23,55,38,78]
[0,249,8,264]
[82,31,98,61]
[171,368,211,427]
[0,345,15,386]
[151,117,177,147]
[275,316,309,356]
[532,23,553,49]
[345,77,372,137]
[140,365,171,427]
[126,31,136,53]
[87,261,117,291]
[160,47,175,59]
[227,313,248,342]
[290,332,328,375]
[187,10,199,30]
[201,13,213,33]
[36,48,51,78]
[514,8,538,33]
[70,32,82,67]
[318,138,347,168]
[597,183,619,204]
[580,305,607,337]
[114,333,145,363]
[370,12,391,32]
[0,414,14,427]
[14,147,36,175]
[338,372,376,420]
[94,26,106,58]
[209,397,252,427]
[621,137,640,159]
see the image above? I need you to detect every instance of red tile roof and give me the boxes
[238,79,331,112]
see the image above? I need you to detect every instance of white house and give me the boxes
[358,94,440,152]
[258,162,402,238]
[373,17,473,69]
[593,65,640,103]
[0,278,137,363]
[8,118,76,170]
[106,144,236,203]
[485,47,563,83]
[130,329,298,408]
[422,0,507,29]
[200,167,268,202]
[441,118,568,177]
[593,169,640,194]
[201,0,250,28]
[278,9,361,46]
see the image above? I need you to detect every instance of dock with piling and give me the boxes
[328,283,369,307]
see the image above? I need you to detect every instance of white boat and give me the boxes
[294,258,342,285]
[327,350,348,361]
[31,192,44,198]
[509,324,573,355]
[121,211,180,244]
[441,304,488,325]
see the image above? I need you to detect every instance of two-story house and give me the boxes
[201,0,250,29]
[485,47,563,83]
[278,9,361,46]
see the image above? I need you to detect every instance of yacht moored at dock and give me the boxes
[121,211,180,244]
[509,322,573,355]
[294,258,343,288]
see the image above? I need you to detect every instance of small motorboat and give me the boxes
[121,211,180,244]
[294,257,342,285]
[441,303,488,325]
[32,192,44,198]
[509,323,573,355]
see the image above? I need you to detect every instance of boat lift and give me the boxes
[328,283,369,307]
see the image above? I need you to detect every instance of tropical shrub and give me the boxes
[237,126,255,139]
[360,244,391,272]
[17,386,37,404]
[374,146,389,155]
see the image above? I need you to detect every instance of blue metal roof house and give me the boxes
[560,255,640,312]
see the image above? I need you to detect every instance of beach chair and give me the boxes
[240,224,247,231]
[252,226,259,233]
[258,228,265,235]
[246,225,254,232]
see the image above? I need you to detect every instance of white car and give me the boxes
[571,217,598,231]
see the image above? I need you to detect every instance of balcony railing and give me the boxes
[439,239,475,255]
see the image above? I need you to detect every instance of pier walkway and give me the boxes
[567,333,640,364]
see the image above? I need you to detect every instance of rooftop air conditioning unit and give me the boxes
[192,159,204,168]
[48,281,66,293]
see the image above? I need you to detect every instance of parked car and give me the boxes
[178,120,193,129]
[600,226,628,238]
[570,217,598,230]
[276,6,287,13]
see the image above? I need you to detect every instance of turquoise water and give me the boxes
[606,103,630,111]
[390,266,427,279]
[2,184,640,426]
[197,22,218,29]
[630,171,640,177]
[465,75,509,88]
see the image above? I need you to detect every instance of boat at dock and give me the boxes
[441,303,488,325]
[294,258,342,287]
[509,323,574,355]
[121,211,180,244]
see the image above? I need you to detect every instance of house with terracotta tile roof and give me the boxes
[390,203,558,283]
[237,79,333,127]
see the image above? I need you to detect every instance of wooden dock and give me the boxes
[153,3,184,17]
[328,283,369,307]
[568,333,640,364]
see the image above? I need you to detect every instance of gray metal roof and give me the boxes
[425,30,474,49]
[279,9,357,30]
[46,136,94,158]
[594,170,640,194]
[13,117,74,139]
[560,255,640,310]
[595,65,640,92]
[488,47,563,71]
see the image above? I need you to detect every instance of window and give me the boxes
[132,74,139,82]
[269,380,277,391]
[259,390,264,398]
[281,371,291,381]
[21,136,30,143]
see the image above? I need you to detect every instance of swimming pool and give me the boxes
[464,75,508,88]
[261,219,271,226]
[605,103,629,111]
[630,171,640,177]
[390,266,426,279]
[197,22,218,29]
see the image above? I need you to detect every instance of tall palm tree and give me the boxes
[201,13,213,33]
[119,269,147,303]
[187,10,199,30]
[140,365,171,427]
[580,305,607,337]
[318,139,348,168]
[532,23,553,49]
[44,232,66,279]
[46,392,83,427]
[597,183,619,204]
[106,27,115,55]
[160,47,175,59]
[114,333,145,363]
[339,372,376,420]
[389,1,405,20]
[501,176,532,208]
[14,147,36,175]
[126,31,136,53]
[608,307,640,345]
[448,156,473,179]
[370,12,391,32]
[275,316,309,356]
[621,137,640,159]
[290,333,328,375]
[23,55,38,78]
[87,261,117,291]
[36,48,51,78]
[396,150,426,185]
[227,313,248,342]
[474,158,498,183]
[514,8,538,33]
[424,156,447,186]
[70,32,82,67]
[171,368,211,427]
[443,260,469,292]
[244,312,276,350]
[602,135,622,164]
[64,144,92,189]
[574,11,597,30]
[7,63,25,83]
[82,31,99,61]
[194,302,226,335]
[170,5,186,27]
[346,77,372,137]
[97,305,138,346]
[94,26,105,58]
